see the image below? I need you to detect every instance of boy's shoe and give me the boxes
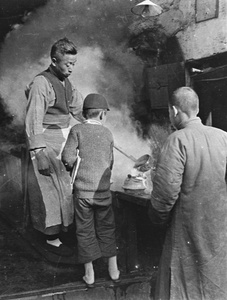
[83,276,95,288]
[109,270,121,283]
[111,277,121,283]
[109,275,121,283]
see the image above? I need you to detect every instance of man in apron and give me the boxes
[25,37,84,256]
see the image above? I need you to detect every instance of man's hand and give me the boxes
[35,149,53,176]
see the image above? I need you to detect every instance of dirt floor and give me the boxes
[0,213,84,295]
[0,211,161,298]
[0,199,165,298]
[0,206,165,298]
[0,150,164,298]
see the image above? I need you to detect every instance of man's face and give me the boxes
[52,53,77,78]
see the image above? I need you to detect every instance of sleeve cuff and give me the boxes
[27,134,46,150]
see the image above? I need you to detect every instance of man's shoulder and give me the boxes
[29,73,52,87]
[205,125,227,140]
[25,73,52,97]
[169,123,227,141]
[164,128,190,148]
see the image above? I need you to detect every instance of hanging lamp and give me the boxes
[131,0,163,18]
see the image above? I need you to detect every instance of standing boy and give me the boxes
[62,93,120,287]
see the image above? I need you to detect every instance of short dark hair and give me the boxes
[83,108,106,119]
[170,87,199,115]
[50,37,77,59]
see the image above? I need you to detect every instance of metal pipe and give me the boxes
[113,145,137,162]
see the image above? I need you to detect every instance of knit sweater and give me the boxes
[62,122,114,198]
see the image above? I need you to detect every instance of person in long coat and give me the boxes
[149,87,227,300]
[25,37,84,256]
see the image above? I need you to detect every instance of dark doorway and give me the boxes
[193,64,227,131]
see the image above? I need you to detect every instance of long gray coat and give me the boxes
[25,75,83,234]
[149,117,227,300]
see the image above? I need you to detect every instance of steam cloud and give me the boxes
[0,0,152,190]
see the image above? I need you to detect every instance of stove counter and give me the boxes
[113,189,151,207]
[111,189,159,274]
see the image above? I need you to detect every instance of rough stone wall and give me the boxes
[176,0,227,60]
[130,0,227,61]
[155,0,227,61]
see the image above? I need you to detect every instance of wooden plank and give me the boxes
[0,275,152,300]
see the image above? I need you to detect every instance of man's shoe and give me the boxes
[44,243,74,257]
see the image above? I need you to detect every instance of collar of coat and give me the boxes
[83,119,102,125]
[178,117,201,130]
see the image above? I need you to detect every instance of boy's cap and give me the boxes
[83,93,110,111]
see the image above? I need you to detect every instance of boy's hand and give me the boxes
[63,162,73,171]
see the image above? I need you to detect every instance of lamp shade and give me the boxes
[131,0,163,18]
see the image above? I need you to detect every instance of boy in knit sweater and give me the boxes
[62,93,120,287]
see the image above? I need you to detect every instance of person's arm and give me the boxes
[25,76,53,150]
[62,127,79,169]
[25,76,54,176]
[69,85,85,123]
[149,134,185,225]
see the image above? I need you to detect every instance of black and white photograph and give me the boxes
[0,0,226,299]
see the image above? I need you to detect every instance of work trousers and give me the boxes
[74,196,117,264]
